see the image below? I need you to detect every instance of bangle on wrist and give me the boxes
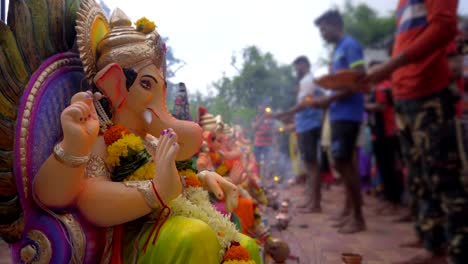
[53,143,90,168]
[124,180,159,209]
[180,176,187,188]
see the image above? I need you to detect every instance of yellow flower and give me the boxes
[106,140,128,166]
[216,164,228,176]
[121,133,145,152]
[179,169,198,179]
[106,134,145,167]
[125,162,156,182]
[135,17,156,34]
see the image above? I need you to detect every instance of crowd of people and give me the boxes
[260,1,468,263]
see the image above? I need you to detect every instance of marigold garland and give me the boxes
[126,162,156,181]
[216,164,229,176]
[179,169,202,187]
[104,125,130,145]
[223,245,250,261]
[106,133,146,166]
[102,125,252,261]
[179,169,197,179]
[223,260,256,264]
[105,125,154,182]
[184,177,202,188]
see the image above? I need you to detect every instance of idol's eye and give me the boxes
[140,79,151,90]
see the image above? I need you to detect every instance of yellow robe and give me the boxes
[122,216,262,264]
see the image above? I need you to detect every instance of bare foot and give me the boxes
[375,202,391,215]
[331,215,350,228]
[338,220,366,234]
[393,212,413,223]
[381,204,400,216]
[392,251,448,264]
[297,200,312,208]
[299,206,322,214]
[329,211,350,221]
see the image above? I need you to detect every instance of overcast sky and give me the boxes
[104,0,467,95]
[102,0,399,94]
[4,0,468,95]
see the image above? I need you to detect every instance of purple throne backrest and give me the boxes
[11,52,106,264]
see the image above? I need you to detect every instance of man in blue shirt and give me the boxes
[314,10,366,234]
[274,56,324,213]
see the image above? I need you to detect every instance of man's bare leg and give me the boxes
[335,158,366,234]
[300,160,322,213]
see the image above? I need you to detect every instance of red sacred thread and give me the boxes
[141,180,171,253]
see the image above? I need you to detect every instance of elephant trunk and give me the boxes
[145,106,202,160]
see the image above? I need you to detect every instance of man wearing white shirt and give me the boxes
[274,56,325,213]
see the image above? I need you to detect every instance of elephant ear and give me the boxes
[94,63,128,110]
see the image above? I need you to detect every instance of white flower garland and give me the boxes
[169,187,240,258]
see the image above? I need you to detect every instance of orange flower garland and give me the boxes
[104,125,130,145]
[223,245,250,262]
[103,125,154,182]
[184,177,202,188]
[179,169,202,188]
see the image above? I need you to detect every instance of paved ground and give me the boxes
[0,184,422,264]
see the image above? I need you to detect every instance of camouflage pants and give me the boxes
[395,88,468,263]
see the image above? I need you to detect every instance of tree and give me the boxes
[209,46,296,127]
[187,46,295,131]
[163,37,185,112]
[217,47,296,111]
[342,1,396,47]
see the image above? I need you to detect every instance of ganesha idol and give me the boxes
[231,125,268,207]
[196,109,266,238]
[0,0,262,263]
[221,124,267,207]
[225,125,269,238]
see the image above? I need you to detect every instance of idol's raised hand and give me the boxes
[153,128,183,203]
[199,171,239,212]
[60,92,100,156]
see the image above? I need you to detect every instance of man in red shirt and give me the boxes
[252,105,275,178]
[461,20,468,95]
[365,1,466,263]
[365,64,403,216]
[447,38,464,117]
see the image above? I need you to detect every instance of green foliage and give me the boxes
[196,46,295,127]
[186,46,295,133]
[172,2,398,130]
[176,160,196,172]
[228,47,295,110]
[163,37,184,112]
[342,0,396,47]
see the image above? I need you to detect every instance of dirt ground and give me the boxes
[264,183,423,264]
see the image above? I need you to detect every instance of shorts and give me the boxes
[297,128,321,162]
[330,121,361,162]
